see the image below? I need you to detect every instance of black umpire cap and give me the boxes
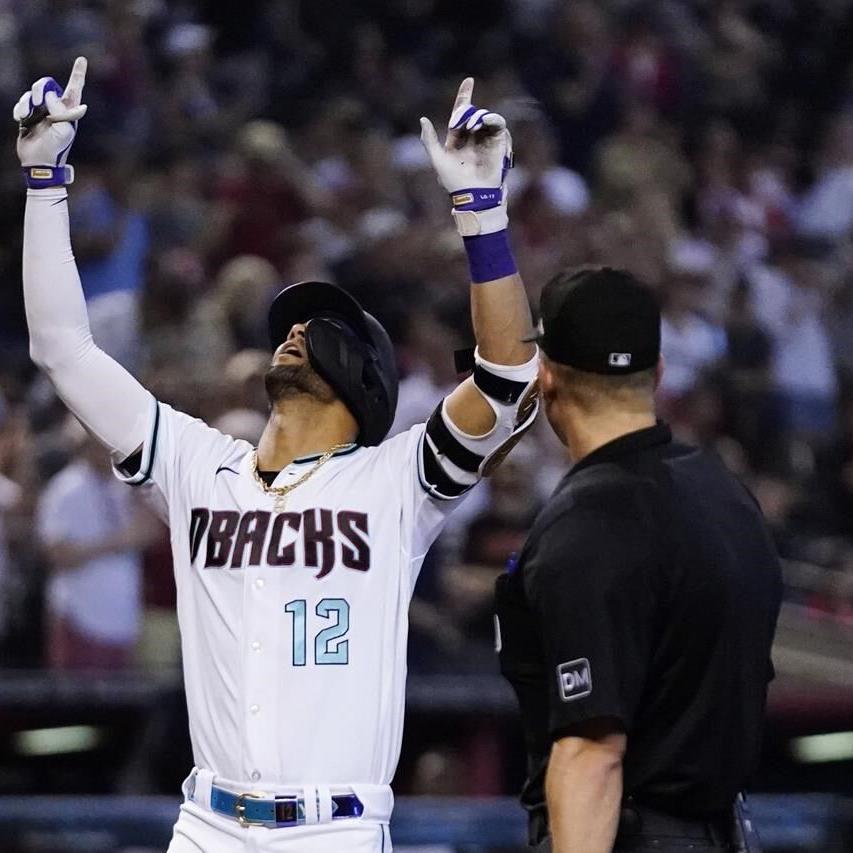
[525,266,661,374]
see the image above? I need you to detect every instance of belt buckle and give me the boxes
[235,791,265,828]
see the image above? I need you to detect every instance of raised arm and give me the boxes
[414,80,538,499]
[17,58,152,462]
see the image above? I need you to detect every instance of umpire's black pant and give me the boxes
[535,840,733,853]
[533,802,750,852]
[535,835,736,851]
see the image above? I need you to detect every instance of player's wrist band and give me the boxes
[463,230,518,284]
[22,165,74,189]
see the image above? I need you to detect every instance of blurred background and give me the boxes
[0,0,852,850]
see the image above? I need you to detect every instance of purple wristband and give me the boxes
[463,230,518,284]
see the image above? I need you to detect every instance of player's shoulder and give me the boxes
[158,402,248,456]
[147,401,256,489]
[325,425,425,492]
[353,422,425,466]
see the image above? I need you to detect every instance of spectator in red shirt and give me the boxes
[208,120,320,271]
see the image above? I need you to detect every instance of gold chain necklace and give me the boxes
[251,444,352,512]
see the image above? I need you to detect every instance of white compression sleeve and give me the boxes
[23,188,152,460]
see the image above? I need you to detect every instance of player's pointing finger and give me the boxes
[62,57,88,107]
[453,77,474,113]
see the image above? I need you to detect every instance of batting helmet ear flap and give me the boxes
[305,318,367,398]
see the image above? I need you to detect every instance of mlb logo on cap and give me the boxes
[608,352,632,368]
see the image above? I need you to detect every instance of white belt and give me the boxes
[183,767,394,825]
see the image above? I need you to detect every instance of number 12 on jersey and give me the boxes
[284,598,350,666]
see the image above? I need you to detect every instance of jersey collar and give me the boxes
[569,421,672,478]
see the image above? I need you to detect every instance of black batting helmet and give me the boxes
[268,281,399,446]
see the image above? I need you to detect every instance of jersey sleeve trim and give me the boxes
[113,398,160,486]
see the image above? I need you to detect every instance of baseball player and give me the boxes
[16,58,539,851]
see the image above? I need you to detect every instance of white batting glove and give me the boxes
[420,78,513,237]
[13,56,88,189]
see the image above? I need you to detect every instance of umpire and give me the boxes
[496,267,782,852]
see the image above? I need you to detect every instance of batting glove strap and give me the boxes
[22,165,74,189]
[452,206,509,238]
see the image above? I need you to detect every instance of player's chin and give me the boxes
[264,362,336,405]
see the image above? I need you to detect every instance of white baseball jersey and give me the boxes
[117,397,464,788]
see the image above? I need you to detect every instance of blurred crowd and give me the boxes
[1,0,853,696]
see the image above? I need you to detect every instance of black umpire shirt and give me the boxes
[496,422,782,841]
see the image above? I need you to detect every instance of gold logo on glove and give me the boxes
[29,168,53,179]
[452,192,474,207]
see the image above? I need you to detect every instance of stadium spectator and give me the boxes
[748,236,839,441]
[658,241,727,417]
[208,120,316,270]
[507,112,590,221]
[798,113,853,240]
[722,281,777,467]
[35,421,155,670]
[390,309,463,437]
[595,99,692,212]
